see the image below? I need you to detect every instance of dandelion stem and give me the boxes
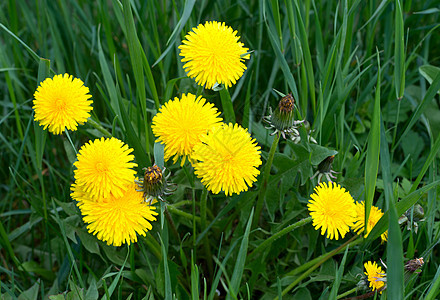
[167,205,201,223]
[87,118,112,138]
[253,132,280,228]
[200,188,213,275]
[249,217,312,260]
[164,207,181,243]
[336,287,359,299]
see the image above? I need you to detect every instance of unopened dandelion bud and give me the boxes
[272,93,296,130]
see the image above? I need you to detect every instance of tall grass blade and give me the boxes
[225,208,254,300]
[364,52,381,230]
[394,0,405,100]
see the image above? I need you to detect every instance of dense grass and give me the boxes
[1,0,440,299]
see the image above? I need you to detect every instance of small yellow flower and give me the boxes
[33,73,93,134]
[179,21,250,89]
[152,93,222,165]
[192,123,262,196]
[364,261,386,293]
[352,201,388,243]
[73,137,137,200]
[307,182,356,240]
[73,182,158,247]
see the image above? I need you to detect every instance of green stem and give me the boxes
[249,217,312,260]
[164,207,181,243]
[144,232,162,260]
[64,129,77,155]
[219,88,236,124]
[253,132,281,228]
[276,236,362,299]
[87,118,112,138]
[200,188,213,275]
[167,205,201,223]
[336,287,359,299]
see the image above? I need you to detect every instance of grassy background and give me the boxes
[1,0,440,299]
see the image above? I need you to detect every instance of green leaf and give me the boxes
[364,52,381,232]
[328,246,349,299]
[226,208,254,300]
[394,0,405,99]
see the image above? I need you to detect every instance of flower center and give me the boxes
[55,99,67,111]
[96,162,108,173]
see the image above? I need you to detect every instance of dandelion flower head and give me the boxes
[74,137,137,200]
[33,73,93,134]
[352,201,388,243]
[179,21,250,89]
[307,182,356,240]
[152,93,222,165]
[364,261,386,293]
[73,182,158,247]
[192,123,262,196]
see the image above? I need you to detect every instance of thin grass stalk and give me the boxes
[249,217,312,260]
[277,236,361,299]
[253,132,280,228]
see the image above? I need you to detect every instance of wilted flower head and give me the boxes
[33,73,93,134]
[264,93,305,139]
[399,204,425,234]
[135,165,176,204]
[311,155,337,183]
[179,21,250,89]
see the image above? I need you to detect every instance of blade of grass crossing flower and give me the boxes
[219,88,236,124]
[35,58,50,171]
[364,51,381,231]
[328,246,350,300]
[394,0,405,100]
[225,208,253,300]
[367,180,440,242]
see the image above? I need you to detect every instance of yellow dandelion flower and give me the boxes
[352,201,388,243]
[152,93,222,165]
[364,261,386,293]
[33,73,93,134]
[179,21,250,89]
[192,123,262,196]
[74,137,137,200]
[73,182,158,247]
[307,182,356,240]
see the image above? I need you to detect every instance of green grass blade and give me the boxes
[152,0,195,67]
[394,0,405,100]
[225,208,254,300]
[387,202,404,299]
[219,88,236,124]
[364,52,381,230]
[424,265,440,300]
[328,246,349,300]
